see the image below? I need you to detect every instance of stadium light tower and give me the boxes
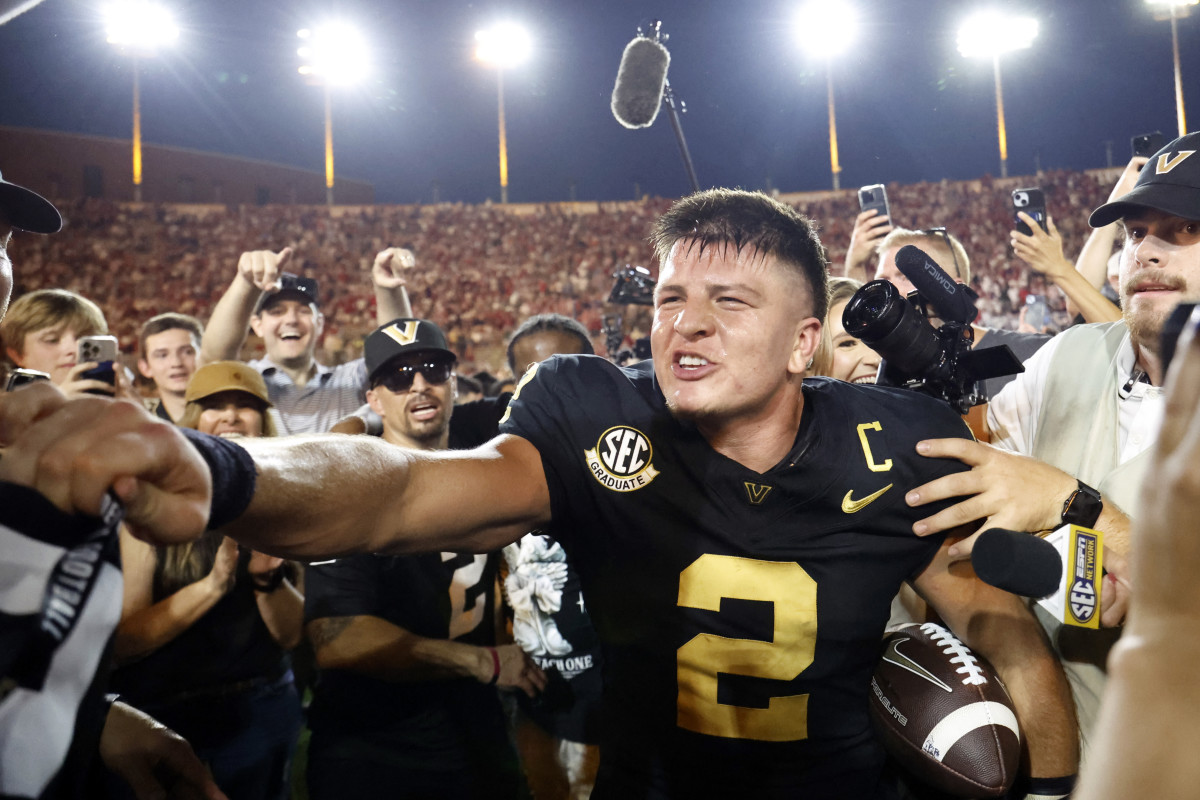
[1146,0,1198,137]
[957,11,1038,179]
[103,0,179,202]
[795,1,858,190]
[475,23,532,204]
[298,23,369,205]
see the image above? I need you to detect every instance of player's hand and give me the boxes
[372,247,415,290]
[1130,306,1200,635]
[0,383,212,545]
[1106,156,1150,207]
[845,210,892,277]
[99,700,228,800]
[1011,213,1071,280]
[237,247,293,292]
[489,644,547,698]
[907,438,1076,561]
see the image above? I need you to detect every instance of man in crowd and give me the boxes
[304,318,544,798]
[0,170,222,799]
[501,314,603,800]
[200,245,415,433]
[137,312,203,422]
[1,189,1079,799]
[905,131,1200,743]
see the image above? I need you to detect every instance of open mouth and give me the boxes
[409,400,440,421]
[852,374,877,384]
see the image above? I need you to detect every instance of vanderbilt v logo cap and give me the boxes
[1090,131,1200,227]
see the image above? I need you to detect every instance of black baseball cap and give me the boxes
[0,170,61,234]
[364,318,456,383]
[253,273,320,314]
[1090,131,1200,227]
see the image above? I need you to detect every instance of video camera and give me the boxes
[841,245,1023,414]
[608,265,656,307]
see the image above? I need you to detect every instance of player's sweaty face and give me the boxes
[651,240,812,425]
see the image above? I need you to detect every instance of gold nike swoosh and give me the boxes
[841,483,894,513]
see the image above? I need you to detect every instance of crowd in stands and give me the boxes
[4,167,1117,378]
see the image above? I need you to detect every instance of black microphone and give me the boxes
[971,528,1063,598]
[894,245,978,325]
[611,37,670,129]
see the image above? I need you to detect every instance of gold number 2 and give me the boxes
[676,554,818,741]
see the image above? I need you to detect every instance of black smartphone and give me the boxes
[1012,188,1048,236]
[5,368,50,392]
[1132,131,1164,159]
[77,334,118,393]
[858,184,890,221]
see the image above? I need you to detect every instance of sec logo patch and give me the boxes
[585,426,659,492]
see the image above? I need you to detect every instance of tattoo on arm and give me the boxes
[307,616,354,649]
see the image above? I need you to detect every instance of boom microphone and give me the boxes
[611,37,670,129]
[894,245,978,325]
[971,528,1063,598]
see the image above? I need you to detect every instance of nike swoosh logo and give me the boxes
[841,483,893,513]
[882,637,953,693]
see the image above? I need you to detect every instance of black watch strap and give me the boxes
[1062,480,1103,529]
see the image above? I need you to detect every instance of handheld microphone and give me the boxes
[611,37,670,129]
[894,245,978,325]
[971,528,1063,598]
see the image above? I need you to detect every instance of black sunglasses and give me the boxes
[372,358,455,393]
[920,227,964,282]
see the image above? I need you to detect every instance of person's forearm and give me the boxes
[310,615,491,682]
[376,284,412,323]
[200,276,259,363]
[1074,224,1118,289]
[114,578,226,663]
[1050,269,1120,324]
[254,578,304,649]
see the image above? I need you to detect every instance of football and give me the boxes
[869,622,1021,798]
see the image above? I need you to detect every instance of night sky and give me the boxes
[0,0,1196,204]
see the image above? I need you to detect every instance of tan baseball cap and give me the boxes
[185,361,273,406]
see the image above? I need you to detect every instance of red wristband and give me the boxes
[486,647,500,685]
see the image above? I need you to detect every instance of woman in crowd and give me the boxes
[0,287,138,397]
[108,361,303,800]
[813,277,879,385]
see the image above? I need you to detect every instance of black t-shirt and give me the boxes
[499,355,972,799]
[305,549,512,775]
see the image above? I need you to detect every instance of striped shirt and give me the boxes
[249,357,368,435]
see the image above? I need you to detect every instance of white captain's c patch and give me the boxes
[585,425,659,492]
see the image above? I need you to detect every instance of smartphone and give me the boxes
[1132,131,1164,159]
[858,184,890,221]
[1024,294,1049,331]
[1012,188,1047,236]
[77,335,118,391]
[5,367,50,392]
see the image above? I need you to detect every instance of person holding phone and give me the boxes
[0,288,138,399]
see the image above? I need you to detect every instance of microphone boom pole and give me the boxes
[661,76,700,193]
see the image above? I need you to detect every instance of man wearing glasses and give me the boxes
[302,318,545,799]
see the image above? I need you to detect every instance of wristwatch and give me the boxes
[1061,480,1103,529]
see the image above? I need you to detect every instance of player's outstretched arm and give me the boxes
[914,537,1080,786]
[226,432,552,559]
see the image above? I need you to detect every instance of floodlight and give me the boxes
[296,22,369,86]
[103,0,178,53]
[957,12,1038,58]
[475,23,532,68]
[795,1,858,59]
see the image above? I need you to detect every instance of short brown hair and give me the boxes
[1,289,107,358]
[650,189,830,322]
[139,312,203,358]
[876,227,972,285]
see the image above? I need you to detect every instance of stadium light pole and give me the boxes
[103,1,179,202]
[957,12,1038,179]
[1146,0,1198,136]
[795,1,858,190]
[475,23,532,204]
[298,23,369,206]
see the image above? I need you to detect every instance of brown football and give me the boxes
[869,622,1021,798]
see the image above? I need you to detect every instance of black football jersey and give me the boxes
[499,355,973,799]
